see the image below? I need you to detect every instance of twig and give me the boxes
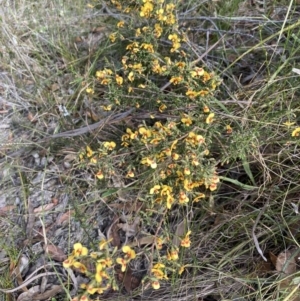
[252,203,268,262]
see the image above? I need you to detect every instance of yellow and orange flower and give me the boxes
[122,246,136,260]
[181,230,191,248]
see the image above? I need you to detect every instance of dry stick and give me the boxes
[0,272,61,294]
[252,203,268,262]
[159,34,226,92]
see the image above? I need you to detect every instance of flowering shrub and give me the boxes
[65,0,225,299]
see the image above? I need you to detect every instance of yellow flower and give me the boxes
[86,87,94,94]
[164,56,172,65]
[185,132,205,146]
[116,257,127,272]
[140,1,154,17]
[115,74,123,85]
[226,125,233,134]
[151,268,165,280]
[190,67,204,78]
[139,127,152,139]
[209,183,218,191]
[166,193,174,209]
[186,89,198,99]
[122,246,136,260]
[96,170,104,180]
[141,43,154,53]
[142,26,149,33]
[155,237,164,250]
[126,128,138,139]
[98,257,113,267]
[103,141,116,150]
[132,63,143,74]
[193,193,205,202]
[206,113,215,124]
[126,42,139,53]
[154,23,163,38]
[172,153,179,160]
[176,61,186,69]
[203,105,210,113]
[117,21,124,28]
[90,157,97,164]
[198,90,209,97]
[152,280,160,289]
[166,3,175,11]
[152,60,166,74]
[160,185,172,196]
[86,285,98,295]
[202,71,211,82]
[63,256,75,268]
[126,170,135,178]
[170,76,183,85]
[178,265,187,275]
[99,238,112,250]
[100,78,111,85]
[171,41,180,52]
[150,185,161,194]
[167,248,179,261]
[73,262,88,274]
[73,243,88,257]
[168,33,181,52]
[141,157,157,169]
[178,191,189,204]
[101,104,112,111]
[181,116,192,126]
[156,8,166,21]
[283,121,295,128]
[168,33,180,43]
[86,146,94,157]
[109,33,117,42]
[150,137,162,145]
[159,104,167,112]
[135,28,141,37]
[181,230,191,248]
[96,69,112,79]
[128,71,134,82]
[292,127,300,137]
[95,263,103,282]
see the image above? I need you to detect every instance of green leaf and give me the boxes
[101,188,119,198]
[219,176,258,190]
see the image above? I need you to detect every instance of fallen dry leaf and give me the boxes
[115,266,141,293]
[269,251,277,268]
[27,112,37,123]
[107,216,121,248]
[51,83,60,92]
[44,244,67,262]
[56,210,74,225]
[17,285,39,301]
[32,285,64,300]
[276,250,296,275]
[26,200,35,241]
[118,217,140,238]
[52,198,59,206]
[0,205,16,216]
[129,236,155,247]
[33,203,55,213]
[173,220,186,247]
